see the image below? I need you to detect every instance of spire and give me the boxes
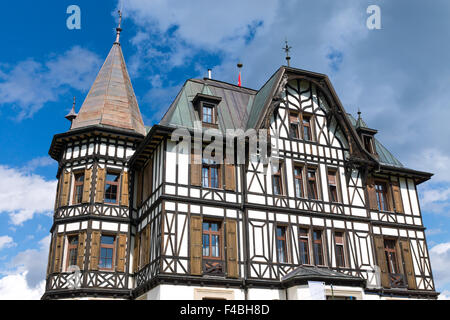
[237,62,243,87]
[115,10,123,45]
[283,39,292,67]
[70,17,146,136]
[65,97,78,127]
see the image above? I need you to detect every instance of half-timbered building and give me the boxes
[42,23,438,300]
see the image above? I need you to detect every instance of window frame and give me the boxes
[306,167,319,200]
[66,234,79,269]
[301,113,314,142]
[104,171,121,205]
[384,239,399,274]
[98,234,116,271]
[375,180,391,212]
[327,169,340,203]
[293,165,304,198]
[276,225,289,264]
[298,227,310,265]
[72,172,85,205]
[201,158,221,189]
[202,220,223,260]
[334,231,347,268]
[272,162,285,196]
[289,111,301,139]
[200,102,218,126]
[312,229,325,266]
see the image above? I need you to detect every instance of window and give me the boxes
[363,135,374,154]
[99,235,115,270]
[302,115,313,141]
[289,112,300,139]
[328,170,339,203]
[313,230,324,266]
[299,228,310,265]
[335,232,346,268]
[276,226,288,263]
[202,158,220,189]
[73,173,84,204]
[294,166,304,198]
[202,103,215,124]
[104,172,120,204]
[272,164,284,196]
[202,221,221,259]
[67,235,78,268]
[307,168,318,200]
[375,181,389,211]
[384,240,399,274]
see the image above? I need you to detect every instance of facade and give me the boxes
[42,26,438,300]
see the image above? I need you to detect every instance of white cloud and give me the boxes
[438,290,450,300]
[0,235,49,299]
[0,165,57,225]
[0,236,16,251]
[430,242,450,291]
[0,46,101,120]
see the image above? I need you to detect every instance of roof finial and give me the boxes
[357,108,362,119]
[237,62,243,87]
[283,39,292,67]
[115,10,123,45]
[65,96,78,127]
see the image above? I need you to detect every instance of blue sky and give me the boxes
[0,0,450,299]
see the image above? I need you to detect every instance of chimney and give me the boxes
[208,68,212,79]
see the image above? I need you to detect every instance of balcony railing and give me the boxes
[389,273,407,288]
[202,259,225,276]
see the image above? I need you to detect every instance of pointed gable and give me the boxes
[71,44,146,136]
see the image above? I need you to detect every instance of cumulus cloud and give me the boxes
[0,236,16,251]
[430,242,450,291]
[0,46,101,120]
[0,165,57,225]
[0,272,45,300]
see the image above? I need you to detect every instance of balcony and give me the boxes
[202,259,225,276]
[389,273,407,289]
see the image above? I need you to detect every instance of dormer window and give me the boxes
[363,135,375,154]
[202,103,216,124]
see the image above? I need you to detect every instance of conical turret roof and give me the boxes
[70,43,146,135]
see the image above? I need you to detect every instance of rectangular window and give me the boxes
[335,232,346,268]
[313,230,324,266]
[67,235,79,268]
[272,164,284,196]
[73,173,84,204]
[202,221,221,259]
[289,112,300,139]
[299,228,310,265]
[202,104,215,124]
[307,168,318,200]
[104,172,120,204]
[202,158,220,189]
[328,170,339,203]
[99,235,115,270]
[276,226,288,263]
[375,181,389,211]
[363,135,374,154]
[384,239,399,274]
[294,166,304,198]
[302,115,313,141]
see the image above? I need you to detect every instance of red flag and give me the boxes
[238,71,241,87]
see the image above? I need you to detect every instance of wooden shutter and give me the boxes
[190,152,202,186]
[82,168,92,203]
[136,170,143,206]
[117,234,127,272]
[367,176,378,210]
[224,164,236,191]
[53,234,64,273]
[190,216,203,275]
[90,231,101,270]
[143,162,152,202]
[61,171,71,206]
[226,219,238,278]
[391,181,404,213]
[374,235,390,288]
[120,171,129,206]
[77,232,86,269]
[400,239,417,289]
[133,232,140,272]
[46,237,55,276]
[95,167,106,203]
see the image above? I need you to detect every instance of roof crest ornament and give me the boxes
[114,10,123,45]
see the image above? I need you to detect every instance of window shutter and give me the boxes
[391,181,404,213]
[366,176,378,210]
[120,171,129,206]
[136,170,143,206]
[226,219,239,278]
[53,234,64,273]
[190,152,202,186]
[190,215,203,275]
[133,232,140,272]
[400,239,416,289]
[46,236,54,276]
[61,171,71,206]
[95,167,106,203]
[54,178,61,210]
[117,234,127,272]
[224,164,236,191]
[90,231,101,270]
[145,224,151,265]
[374,235,390,288]
[82,168,92,203]
[77,232,86,270]
[143,161,152,202]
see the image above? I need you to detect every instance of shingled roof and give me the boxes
[71,43,146,136]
